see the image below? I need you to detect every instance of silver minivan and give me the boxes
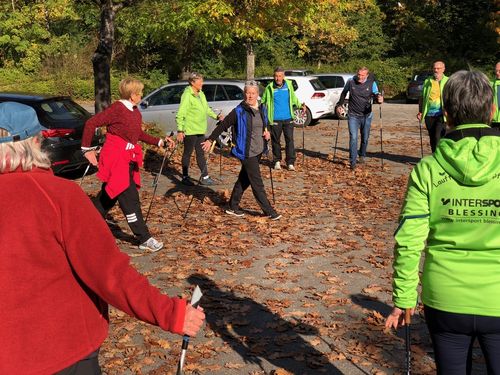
[139,79,246,135]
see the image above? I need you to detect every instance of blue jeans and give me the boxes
[348,113,373,166]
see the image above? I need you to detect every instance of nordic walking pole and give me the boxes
[79,163,91,187]
[145,132,176,223]
[418,121,424,158]
[379,104,384,169]
[182,140,216,221]
[333,117,340,163]
[176,286,203,375]
[266,137,275,204]
[80,147,101,188]
[405,309,412,375]
[302,119,305,165]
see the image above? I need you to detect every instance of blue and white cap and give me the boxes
[0,102,46,144]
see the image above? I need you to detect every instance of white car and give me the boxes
[313,73,355,119]
[139,79,246,135]
[256,76,333,126]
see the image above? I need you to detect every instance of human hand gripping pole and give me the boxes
[176,286,203,375]
[145,131,176,223]
[80,147,101,188]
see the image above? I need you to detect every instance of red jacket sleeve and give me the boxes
[139,131,161,146]
[59,183,186,334]
[81,106,116,148]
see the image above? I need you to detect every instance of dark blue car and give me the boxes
[0,93,104,174]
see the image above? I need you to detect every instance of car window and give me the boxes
[317,76,336,89]
[223,85,244,100]
[203,84,216,101]
[213,85,227,101]
[335,76,346,88]
[39,100,88,121]
[148,85,185,106]
[309,78,326,91]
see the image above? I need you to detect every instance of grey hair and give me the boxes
[188,72,203,84]
[0,130,51,172]
[274,67,285,74]
[357,66,369,73]
[443,70,493,126]
[244,80,259,92]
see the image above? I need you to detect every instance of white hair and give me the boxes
[0,130,51,172]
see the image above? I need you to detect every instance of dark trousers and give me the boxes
[271,120,295,165]
[182,134,207,177]
[55,350,101,375]
[424,115,446,152]
[230,155,275,216]
[425,305,500,375]
[93,163,150,243]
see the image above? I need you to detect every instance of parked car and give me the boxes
[313,73,354,119]
[284,69,315,77]
[139,79,246,136]
[406,72,433,103]
[0,93,104,174]
[255,76,333,126]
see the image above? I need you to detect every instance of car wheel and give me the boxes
[293,107,312,127]
[337,102,348,120]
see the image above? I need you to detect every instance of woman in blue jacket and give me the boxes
[202,81,281,220]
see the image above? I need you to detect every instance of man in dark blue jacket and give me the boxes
[336,67,383,170]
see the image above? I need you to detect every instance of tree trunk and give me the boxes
[178,30,195,80]
[92,0,116,113]
[246,42,255,80]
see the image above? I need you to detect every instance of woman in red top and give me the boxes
[82,78,174,252]
[0,101,204,374]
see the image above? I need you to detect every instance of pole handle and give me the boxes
[405,309,411,325]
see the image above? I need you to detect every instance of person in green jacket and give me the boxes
[176,72,223,186]
[386,71,500,374]
[417,61,449,152]
[261,67,305,171]
[492,61,500,128]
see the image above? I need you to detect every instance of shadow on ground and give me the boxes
[189,274,344,374]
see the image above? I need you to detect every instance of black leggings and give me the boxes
[182,134,207,177]
[425,305,500,374]
[55,350,101,375]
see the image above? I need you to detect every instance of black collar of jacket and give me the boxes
[444,126,500,141]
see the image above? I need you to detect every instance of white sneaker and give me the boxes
[274,161,281,170]
[287,164,295,171]
[139,237,164,252]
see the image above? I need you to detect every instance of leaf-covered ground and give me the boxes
[80,103,487,374]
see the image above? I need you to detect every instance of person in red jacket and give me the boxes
[0,101,205,375]
[82,77,174,252]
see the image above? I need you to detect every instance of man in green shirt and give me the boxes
[417,61,448,152]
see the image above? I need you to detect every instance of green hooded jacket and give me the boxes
[492,79,500,123]
[392,124,500,316]
[176,86,217,135]
[261,79,302,125]
[420,75,449,120]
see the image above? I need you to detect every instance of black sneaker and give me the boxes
[225,208,245,217]
[182,176,194,186]
[359,157,365,164]
[350,163,356,171]
[269,212,282,221]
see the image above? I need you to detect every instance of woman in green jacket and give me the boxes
[176,72,223,186]
[386,71,500,374]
